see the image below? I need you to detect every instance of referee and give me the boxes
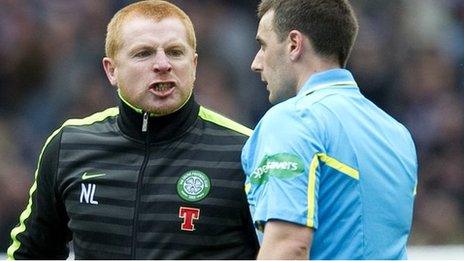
[242,0,417,259]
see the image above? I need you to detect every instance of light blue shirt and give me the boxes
[242,69,417,259]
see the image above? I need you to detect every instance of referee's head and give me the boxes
[251,0,359,104]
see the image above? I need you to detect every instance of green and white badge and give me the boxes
[177,170,211,202]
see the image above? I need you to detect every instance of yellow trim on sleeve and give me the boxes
[7,169,40,260]
[317,153,359,180]
[306,153,359,228]
[198,107,252,136]
[306,154,319,227]
[7,108,119,260]
[245,183,251,194]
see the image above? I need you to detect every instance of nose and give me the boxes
[153,51,172,73]
[251,49,263,73]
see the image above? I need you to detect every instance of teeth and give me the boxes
[154,83,172,91]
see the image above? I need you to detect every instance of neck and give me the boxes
[295,60,340,93]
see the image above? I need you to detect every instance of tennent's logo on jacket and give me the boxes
[250,153,305,185]
[179,207,200,231]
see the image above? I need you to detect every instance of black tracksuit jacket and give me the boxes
[8,96,259,259]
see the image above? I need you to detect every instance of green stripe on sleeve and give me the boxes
[198,107,252,136]
[7,107,119,259]
[7,127,61,260]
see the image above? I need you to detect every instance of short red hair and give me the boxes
[105,0,197,59]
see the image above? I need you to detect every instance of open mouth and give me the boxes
[149,82,175,97]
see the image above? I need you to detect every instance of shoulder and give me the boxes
[198,106,252,137]
[258,98,298,127]
[61,107,119,130]
[248,98,317,150]
[43,107,119,149]
[247,96,336,155]
[258,96,329,135]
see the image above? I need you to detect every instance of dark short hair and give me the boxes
[258,0,358,67]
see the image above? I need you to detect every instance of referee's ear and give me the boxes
[102,57,118,87]
[288,30,304,62]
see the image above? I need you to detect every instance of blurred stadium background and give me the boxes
[1,0,463,258]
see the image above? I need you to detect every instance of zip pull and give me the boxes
[142,112,148,132]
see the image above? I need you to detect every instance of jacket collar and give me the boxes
[117,95,199,143]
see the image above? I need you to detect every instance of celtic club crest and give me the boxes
[177,170,211,202]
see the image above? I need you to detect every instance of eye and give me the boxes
[167,49,184,57]
[257,40,265,51]
[134,50,152,58]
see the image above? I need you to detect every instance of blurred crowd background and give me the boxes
[1,0,463,252]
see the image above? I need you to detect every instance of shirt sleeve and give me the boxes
[242,101,326,230]
[8,130,72,259]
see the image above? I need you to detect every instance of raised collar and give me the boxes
[117,95,199,143]
[297,69,358,96]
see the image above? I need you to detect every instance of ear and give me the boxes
[193,53,198,68]
[288,30,304,61]
[102,57,118,87]
[192,53,198,82]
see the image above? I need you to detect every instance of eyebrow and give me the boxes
[165,42,187,49]
[129,41,187,52]
[129,44,153,51]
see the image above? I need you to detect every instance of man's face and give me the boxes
[105,16,197,115]
[251,10,296,104]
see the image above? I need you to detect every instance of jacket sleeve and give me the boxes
[8,130,72,260]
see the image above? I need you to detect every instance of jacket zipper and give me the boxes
[131,112,150,258]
